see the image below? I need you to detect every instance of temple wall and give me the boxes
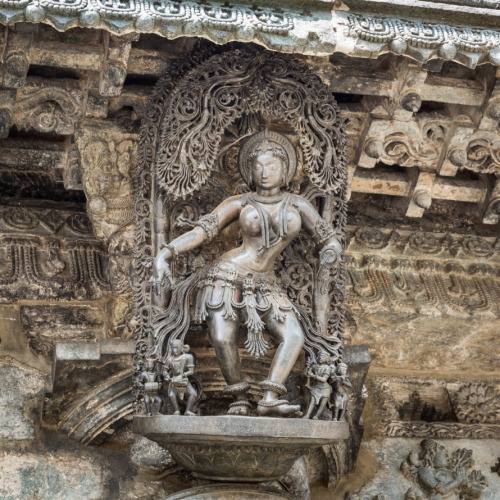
[0,3,499,497]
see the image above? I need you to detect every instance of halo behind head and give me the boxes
[239,130,297,186]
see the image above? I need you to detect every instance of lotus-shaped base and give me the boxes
[134,415,349,482]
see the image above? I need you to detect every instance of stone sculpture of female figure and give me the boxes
[151,130,342,418]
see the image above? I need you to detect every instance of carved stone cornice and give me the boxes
[1,2,500,67]
[337,13,500,69]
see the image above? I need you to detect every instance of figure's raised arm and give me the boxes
[293,196,343,266]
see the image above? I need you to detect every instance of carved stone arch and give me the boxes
[132,45,348,403]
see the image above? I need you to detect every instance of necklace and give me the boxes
[245,192,291,255]
[250,191,286,204]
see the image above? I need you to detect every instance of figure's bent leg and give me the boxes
[257,310,304,417]
[313,397,328,420]
[207,309,250,415]
[184,384,197,416]
[302,398,316,419]
[169,389,180,415]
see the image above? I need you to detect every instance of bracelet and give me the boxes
[161,243,178,258]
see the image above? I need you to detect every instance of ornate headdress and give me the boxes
[238,130,297,186]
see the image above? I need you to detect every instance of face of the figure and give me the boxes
[319,353,330,364]
[171,343,182,356]
[433,446,449,468]
[339,365,347,375]
[251,152,285,190]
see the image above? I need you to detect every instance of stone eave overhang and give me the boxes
[0,1,499,68]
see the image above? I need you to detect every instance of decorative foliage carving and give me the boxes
[76,123,137,240]
[360,116,450,169]
[155,49,347,199]
[465,138,500,174]
[349,226,500,261]
[401,440,488,499]
[0,235,109,301]
[0,206,94,238]
[346,255,500,318]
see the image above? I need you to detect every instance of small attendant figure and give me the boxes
[163,340,198,416]
[140,358,163,416]
[302,352,335,420]
[332,362,351,421]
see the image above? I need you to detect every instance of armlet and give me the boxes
[195,213,219,242]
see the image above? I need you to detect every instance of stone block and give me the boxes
[20,305,105,355]
[0,451,106,500]
[0,359,45,441]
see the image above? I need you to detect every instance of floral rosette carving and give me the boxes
[408,232,443,254]
[461,236,496,259]
[354,227,389,249]
[451,384,500,424]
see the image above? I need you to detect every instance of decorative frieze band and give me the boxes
[370,377,500,439]
[0,234,109,301]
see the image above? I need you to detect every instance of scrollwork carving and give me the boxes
[155,48,347,199]
[13,80,86,135]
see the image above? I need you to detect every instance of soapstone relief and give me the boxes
[162,340,200,416]
[131,46,355,483]
[401,440,489,499]
[133,46,349,420]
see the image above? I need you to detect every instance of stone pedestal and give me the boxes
[134,415,349,482]
[164,484,295,499]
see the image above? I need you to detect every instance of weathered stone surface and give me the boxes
[130,436,175,474]
[0,450,107,500]
[21,304,105,355]
[351,312,500,373]
[0,359,46,440]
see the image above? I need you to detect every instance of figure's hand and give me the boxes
[150,257,174,294]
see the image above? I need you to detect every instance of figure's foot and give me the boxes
[173,410,181,415]
[257,400,302,418]
[257,380,302,417]
[223,381,252,416]
[227,400,252,416]
[184,410,197,416]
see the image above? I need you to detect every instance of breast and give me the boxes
[239,205,263,236]
[285,208,301,237]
